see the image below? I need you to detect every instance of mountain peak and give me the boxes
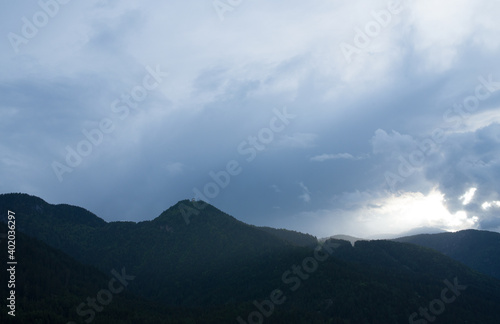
[152,199,243,227]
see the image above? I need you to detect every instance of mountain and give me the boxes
[0,194,305,306]
[256,226,318,247]
[398,226,447,237]
[394,229,500,280]
[367,227,447,240]
[2,193,500,323]
[311,238,500,322]
[320,234,364,246]
[0,223,190,324]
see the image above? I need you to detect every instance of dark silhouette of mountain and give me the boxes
[394,229,500,280]
[367,226,447,240]
[398,226,447,237]
[320,234,364,246]
[2,193,500,323]
[0,222,194,324]
[256,226,318,247]
[0,194,304,306]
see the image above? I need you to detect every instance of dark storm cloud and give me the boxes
[424,123,500,229]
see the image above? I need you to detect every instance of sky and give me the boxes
[1,0,500,238]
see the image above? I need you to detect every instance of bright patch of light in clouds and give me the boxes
[305,189,479,238]
[482,201,500,209]
[460,187,477,205]
[361,190,479,235]
[448,109,500,134]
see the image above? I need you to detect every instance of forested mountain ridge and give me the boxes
[0,222,195,324]
[1,193,500,323]
[256,226,318,247]
[394,229,500,280]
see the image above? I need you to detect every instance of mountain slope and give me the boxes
[256,226,318,247]
[394,229,500,280]
[320,234,363,245]
[0,195,301,306]
[283,238,500,323]
[0,223,190,324]
[2,193,500,323]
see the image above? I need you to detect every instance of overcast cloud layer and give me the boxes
[1,0,500,238]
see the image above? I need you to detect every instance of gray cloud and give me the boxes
[1,0,500,237]
[311,153,369,162]
[298,182,311,203]
[424,123,500,229]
